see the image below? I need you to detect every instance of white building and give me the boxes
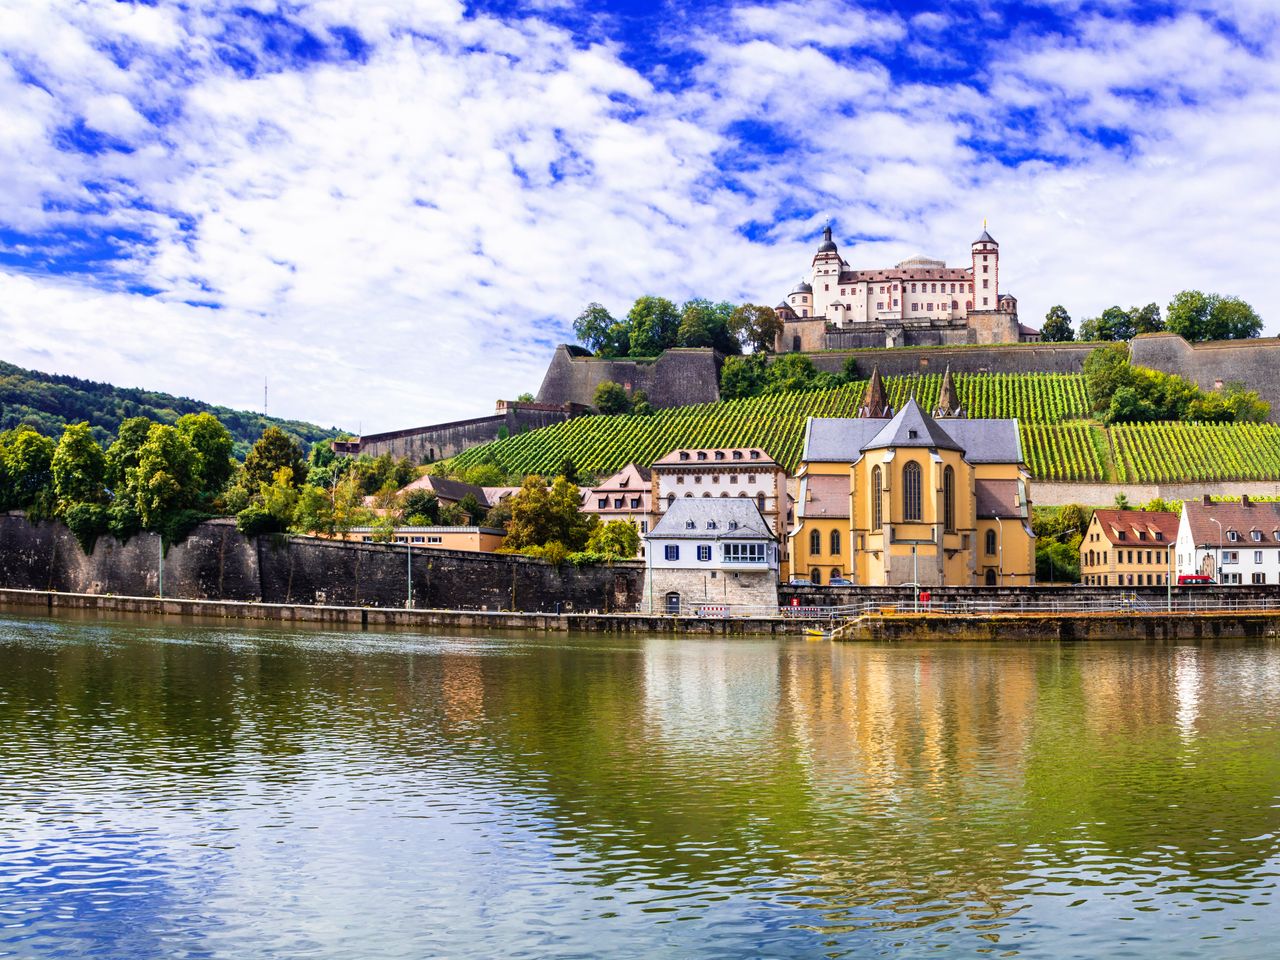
[650,446,789,538]
[642,498,780,614]
[1176,496,1280,584]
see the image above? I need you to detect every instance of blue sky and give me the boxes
[2,0,1279,430]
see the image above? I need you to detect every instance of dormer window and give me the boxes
[750,451,760,460]
[729,520,739,530]
[1273,530,1280,542]
[1252,530,1262,542]
[1117,531,1126,541]
[714,451,725,461]
[679,452,690,461]
[1155,532,1164,541]
[908,429,918,439]
[732,451,743,460]
[685,520,696,529]
[1228,530,1239,542]
[707,520,717,530]
[697,452,707,461]
[1138,531,1147,541]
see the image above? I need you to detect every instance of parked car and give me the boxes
[827,577,855,586]
[1177,574,1215,585]
[787,577,813,586]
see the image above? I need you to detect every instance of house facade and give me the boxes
[582,462,654,556]
[334,526,506,552]
[788,378,1035,587]
[1080,509,1178,586]
[642,498,779,613]
[1176,496,1280,584]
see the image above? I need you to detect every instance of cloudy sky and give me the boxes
[2,0,1278,432]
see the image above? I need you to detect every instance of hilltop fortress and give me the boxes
[775,225,1038,352]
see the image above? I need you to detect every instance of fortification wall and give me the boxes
[333,403,580,462]
[0,516,645,613]
[806,341,1097,378]
[536,345,723,409]
[1130,333,1280,417]
[1035,480,1280,507]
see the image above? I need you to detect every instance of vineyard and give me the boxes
[445,372,1280,485]
[1112,422,1280,483]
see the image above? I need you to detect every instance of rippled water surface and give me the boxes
[1,614,1279,958]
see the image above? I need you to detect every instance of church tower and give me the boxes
[971,224,999,311]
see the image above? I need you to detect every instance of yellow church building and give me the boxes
[789,368,1035,586]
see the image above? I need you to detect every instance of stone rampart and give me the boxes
[806,341,1098,378]
[535,345,723,409]
[1130,333,1280,418]
[0,516,644,613]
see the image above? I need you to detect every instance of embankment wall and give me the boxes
[1034,480,1280,507]
[332,403,582,462]
[0,516,644,613]
[535,346,723,409]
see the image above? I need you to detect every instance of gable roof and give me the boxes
[1091,509,1178,545]
[399,474,490,507]
[1181,500,1280,547]
[803,418,886,462]
[591,462,651,492]
[652,447,776,468]
[864,398,964,452]
[646,497,775,541]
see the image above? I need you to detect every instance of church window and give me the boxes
[830,529,841,554]
[986,529,997,555]
[871,466,883,530]
[903,462,922,522]
[810,529,821,556]
[943,466,956,533]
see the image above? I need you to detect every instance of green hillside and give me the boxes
[0,359,342,458]
[447,372,1280,485]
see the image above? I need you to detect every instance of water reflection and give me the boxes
[0,615,1277,959]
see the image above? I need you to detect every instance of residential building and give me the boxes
[642,498,779,613]
[582,463,654,556]
[334,526,506,552]
[1176,496,1280,584]
[394,475,490,519]
[650,446,790,574]
[1080,510,1178,586]
[788,372,1035,586]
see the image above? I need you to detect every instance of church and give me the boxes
[775,224,1040,352]
[788,367,1036,587]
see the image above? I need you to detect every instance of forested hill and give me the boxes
[0,359,343,459]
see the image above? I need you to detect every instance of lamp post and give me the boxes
[406,542,413,609]
[995,517,1006,586]
[157,536,163,599]
[1210,516,1224,584]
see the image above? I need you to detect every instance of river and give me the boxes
[1,613,1277,958]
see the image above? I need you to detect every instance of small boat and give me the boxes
[804,627,829,641]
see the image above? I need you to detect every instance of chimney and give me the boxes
[1242,494,1251,507]
[1202,494,1211,506]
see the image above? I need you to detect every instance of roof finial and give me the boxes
[983,216,987,229]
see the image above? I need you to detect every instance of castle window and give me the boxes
[911,303,918,311]
[986,529,997,555]
[943,465,956,533]
[893,299,899,307]
[810,529,822,556]
[830,529,841,555]
[983,279,989,289]
[983,255,989,262]
[931,283,937,293]
[871,466,883,530]
[926,302,933,311]
[877,302,884,311]
[982,265,988,273]
[983,298,989,306]
[952,301,959,310]
[757,492,766,512]
[903,461,922,522]
[950,283,956,293]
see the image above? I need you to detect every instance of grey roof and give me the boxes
[934,418,1022,463]
[790,280,812,294]
[646,497,775,541]
[817,224,838,254]
[975,229,996,244]
[863,398,964,453]
[803,418,886,462]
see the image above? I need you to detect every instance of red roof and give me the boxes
[1091,509,1178,546]
[652,447,776,468]
[1182,500,1280,548]
[799,474,850,519]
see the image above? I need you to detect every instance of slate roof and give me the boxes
[975,479,1023,519]
[1091,509,1178,546]
[646,498,775,541]
[1182,499,1280,548]
[802,418,886,462]
[932,419,1022,463]
[801,408,1022,464]
[864,398,964,452]
[975,229,996,244]
[399,474,490,507]
[798,474,851,519]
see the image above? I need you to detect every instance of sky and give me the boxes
[2,0,1279,433]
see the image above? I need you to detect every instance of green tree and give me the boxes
[0,426,56,512]
[1083,344,1131,413]
[292,483,336,536]
[763,353,828,394]
[1208,296,1263,340]
[51,422,107,508]
[244,426,308,490]
[676,299,739,353]
[573,303,629,356]
[1040,305,1074,342]
[593,381,631,415]
[176,412,235,494]
[400,489,440,525]
[1167,290,1263,342]
[719,353,767,400]
[585,519,641,559]
[556,457,579,484]
[129,423,202,529]
[503,475,596,552]
[515,392,536,403]
[1080,305,1135,342]
[627,296,681,357]
[105,416,153,491]
[729,303,783,354]
[1131,302,1164,335]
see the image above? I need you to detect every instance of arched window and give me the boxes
[810,529,821,556]
[871,466,883,530]
[985,529,997,555]
[666,493,675,508]
[757,492,766,513]
[665,591,681,614]
[830,568,841,582]
[943,465,955,533]
[810,568,822,585]
[984,568,996,586]
[903,461,922,522]
[830,529,841,555]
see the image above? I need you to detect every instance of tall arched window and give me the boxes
[903,461,922,522]
[810,568,822,585]
[985,529,997,555]
[666,493,675,508]
[943,465,956,533]
[810,529,821,556]
[871,466,883,530]
[757,492,766,513]
[830,529,841,555]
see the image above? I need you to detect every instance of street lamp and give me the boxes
[1210,516,1224,584]
[995,516,1006,586]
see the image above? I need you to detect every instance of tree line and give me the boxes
[573,298,782,358]
[1039,291,1263,343]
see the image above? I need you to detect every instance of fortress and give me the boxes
[775,225,1039,352]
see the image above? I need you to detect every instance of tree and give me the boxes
[629,390,654,416]
[292,484,336,536]
[502,475,596,552]
[1041,305,1074,342]
[556,457,578,484]
[0,426,56,512]
[51,422,107,508]
[585,519,640,559]
[626,296,680,357]
[515,392,536,403]
[573,303,627,356]
[129,423,202,529]
[105,416,153,491]
[176,412,235,494]
[244,426,307,490]
[719,353,767,400]
[729,304,783,354]
[1083,344,1131,413]
[593,381,631,415]
[763,353,829,394]
[1079,305,1135,342]
[400,489,440,525]
[1114,493,1131,510]
[1167,290,1263,342]
[676,299,739,353]
[1131,302,1164,335]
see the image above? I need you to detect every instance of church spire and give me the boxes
[933,364,964,418]
[859,365,892,418]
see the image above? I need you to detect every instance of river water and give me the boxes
[1,613,1277,959]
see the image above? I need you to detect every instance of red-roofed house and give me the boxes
[1176,496,1280,584]
[1080,509,1178,586]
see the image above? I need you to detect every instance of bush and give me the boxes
[63,502,111,553]
[236,504,282,536]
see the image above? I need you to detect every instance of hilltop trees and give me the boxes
[1040,306,1074,342]
[729,304,783,354]
[572,296,780,357]
[1166,291,1262,342]
[1083,344,1268,424]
